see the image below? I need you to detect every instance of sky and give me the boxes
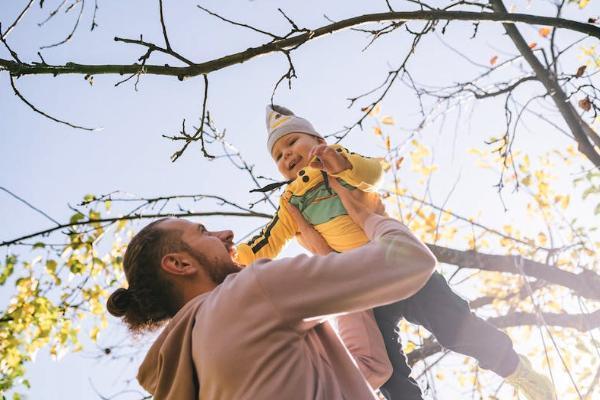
[1,0,599,399]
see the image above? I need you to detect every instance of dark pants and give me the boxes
[374,272,519,400]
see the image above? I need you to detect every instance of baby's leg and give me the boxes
[400,271,519,377]
[373,304,424,400]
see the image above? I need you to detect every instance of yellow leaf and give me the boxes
[538,27,551,38]
[385,136,391,150]
[537,232,548,246]
[579,0,590,8]
[404,341,416,353]
[90,326,100,342]
[435,372,445,380]
[381,116,395,125]
[373,126,382,136]
[490,55,498,66]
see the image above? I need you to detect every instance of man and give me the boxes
[106,178,437,399]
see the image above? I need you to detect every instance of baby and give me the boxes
[235,105,553,400]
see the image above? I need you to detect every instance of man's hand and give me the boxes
[308,145,352,175]
[282,200,333,256]
[329,177,386,231]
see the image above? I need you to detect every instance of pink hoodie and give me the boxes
[137,215,436,399]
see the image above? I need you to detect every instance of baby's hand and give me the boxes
[308,145,351,175]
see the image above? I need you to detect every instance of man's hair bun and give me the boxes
[106,288,131,317]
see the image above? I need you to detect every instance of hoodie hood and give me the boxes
[137,294,208,400]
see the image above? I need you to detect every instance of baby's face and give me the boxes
[272,132,323,180]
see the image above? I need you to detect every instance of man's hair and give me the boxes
[106,218,187,333]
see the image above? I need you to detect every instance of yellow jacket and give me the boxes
[235,145,384,266]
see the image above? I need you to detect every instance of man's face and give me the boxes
[271,132,323,180]
[160,219,240,284]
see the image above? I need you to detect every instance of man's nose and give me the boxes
[214,230,234,243]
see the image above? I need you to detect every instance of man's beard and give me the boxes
[188,247,241,285]
[206,260,240,285]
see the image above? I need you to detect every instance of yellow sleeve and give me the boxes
[234,196,298,266]
[330,145,384,192]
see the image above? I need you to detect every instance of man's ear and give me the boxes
[316,137,326,145]
[160,252,196,276]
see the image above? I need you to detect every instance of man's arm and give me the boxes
[336,310,392,390]
[251,213,436,323]
[235,198,297,266]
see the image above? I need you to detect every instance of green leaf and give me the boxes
[45,260,57,274]
[32,242,45,249]
[69,212,85,224]
[83,194,96,203]
[582,185,600,199]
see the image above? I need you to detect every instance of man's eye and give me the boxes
[276,154,281,161]
[290,138,297,145]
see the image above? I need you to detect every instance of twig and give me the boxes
[1,0,35,40]
[158,0,171,50]
[197,5,279,39]
[90,0,99,31]
[0,23,22,63]
[0,209,271,247]
[169,74,213,161]
[40,0,85,50]
[9,75,98,131]
[0,186,60,225]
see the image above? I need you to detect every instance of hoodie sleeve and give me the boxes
[329,145,384,192]
[251,214,436,324]
[336,310,392,390]
[235,196,298,266]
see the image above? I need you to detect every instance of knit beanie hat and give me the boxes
[266,105,322,154]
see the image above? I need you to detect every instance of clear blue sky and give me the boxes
[1,1,597,398]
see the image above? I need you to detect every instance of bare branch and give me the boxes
[158,0,171,50]
[167,74,214,161]
[38,0,68,27]
[2,10,599,79]
[0,209,271,248]
[0,23,22,63]
[8,75,98,131]
[90,0,99,31]
[113,36,194,66]
[197,5,279,39]
[429,245,600,301]
[1,0,35,39]
[489,0,600,168]
[40,0,85,50]
[0,186,60,225]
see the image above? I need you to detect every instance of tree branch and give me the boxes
[428,244,600,301]
[9,75,98,131]
[1,0,35,40]
[488,0,600,168]
[0,210,271,247]
[2,10,599,79]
